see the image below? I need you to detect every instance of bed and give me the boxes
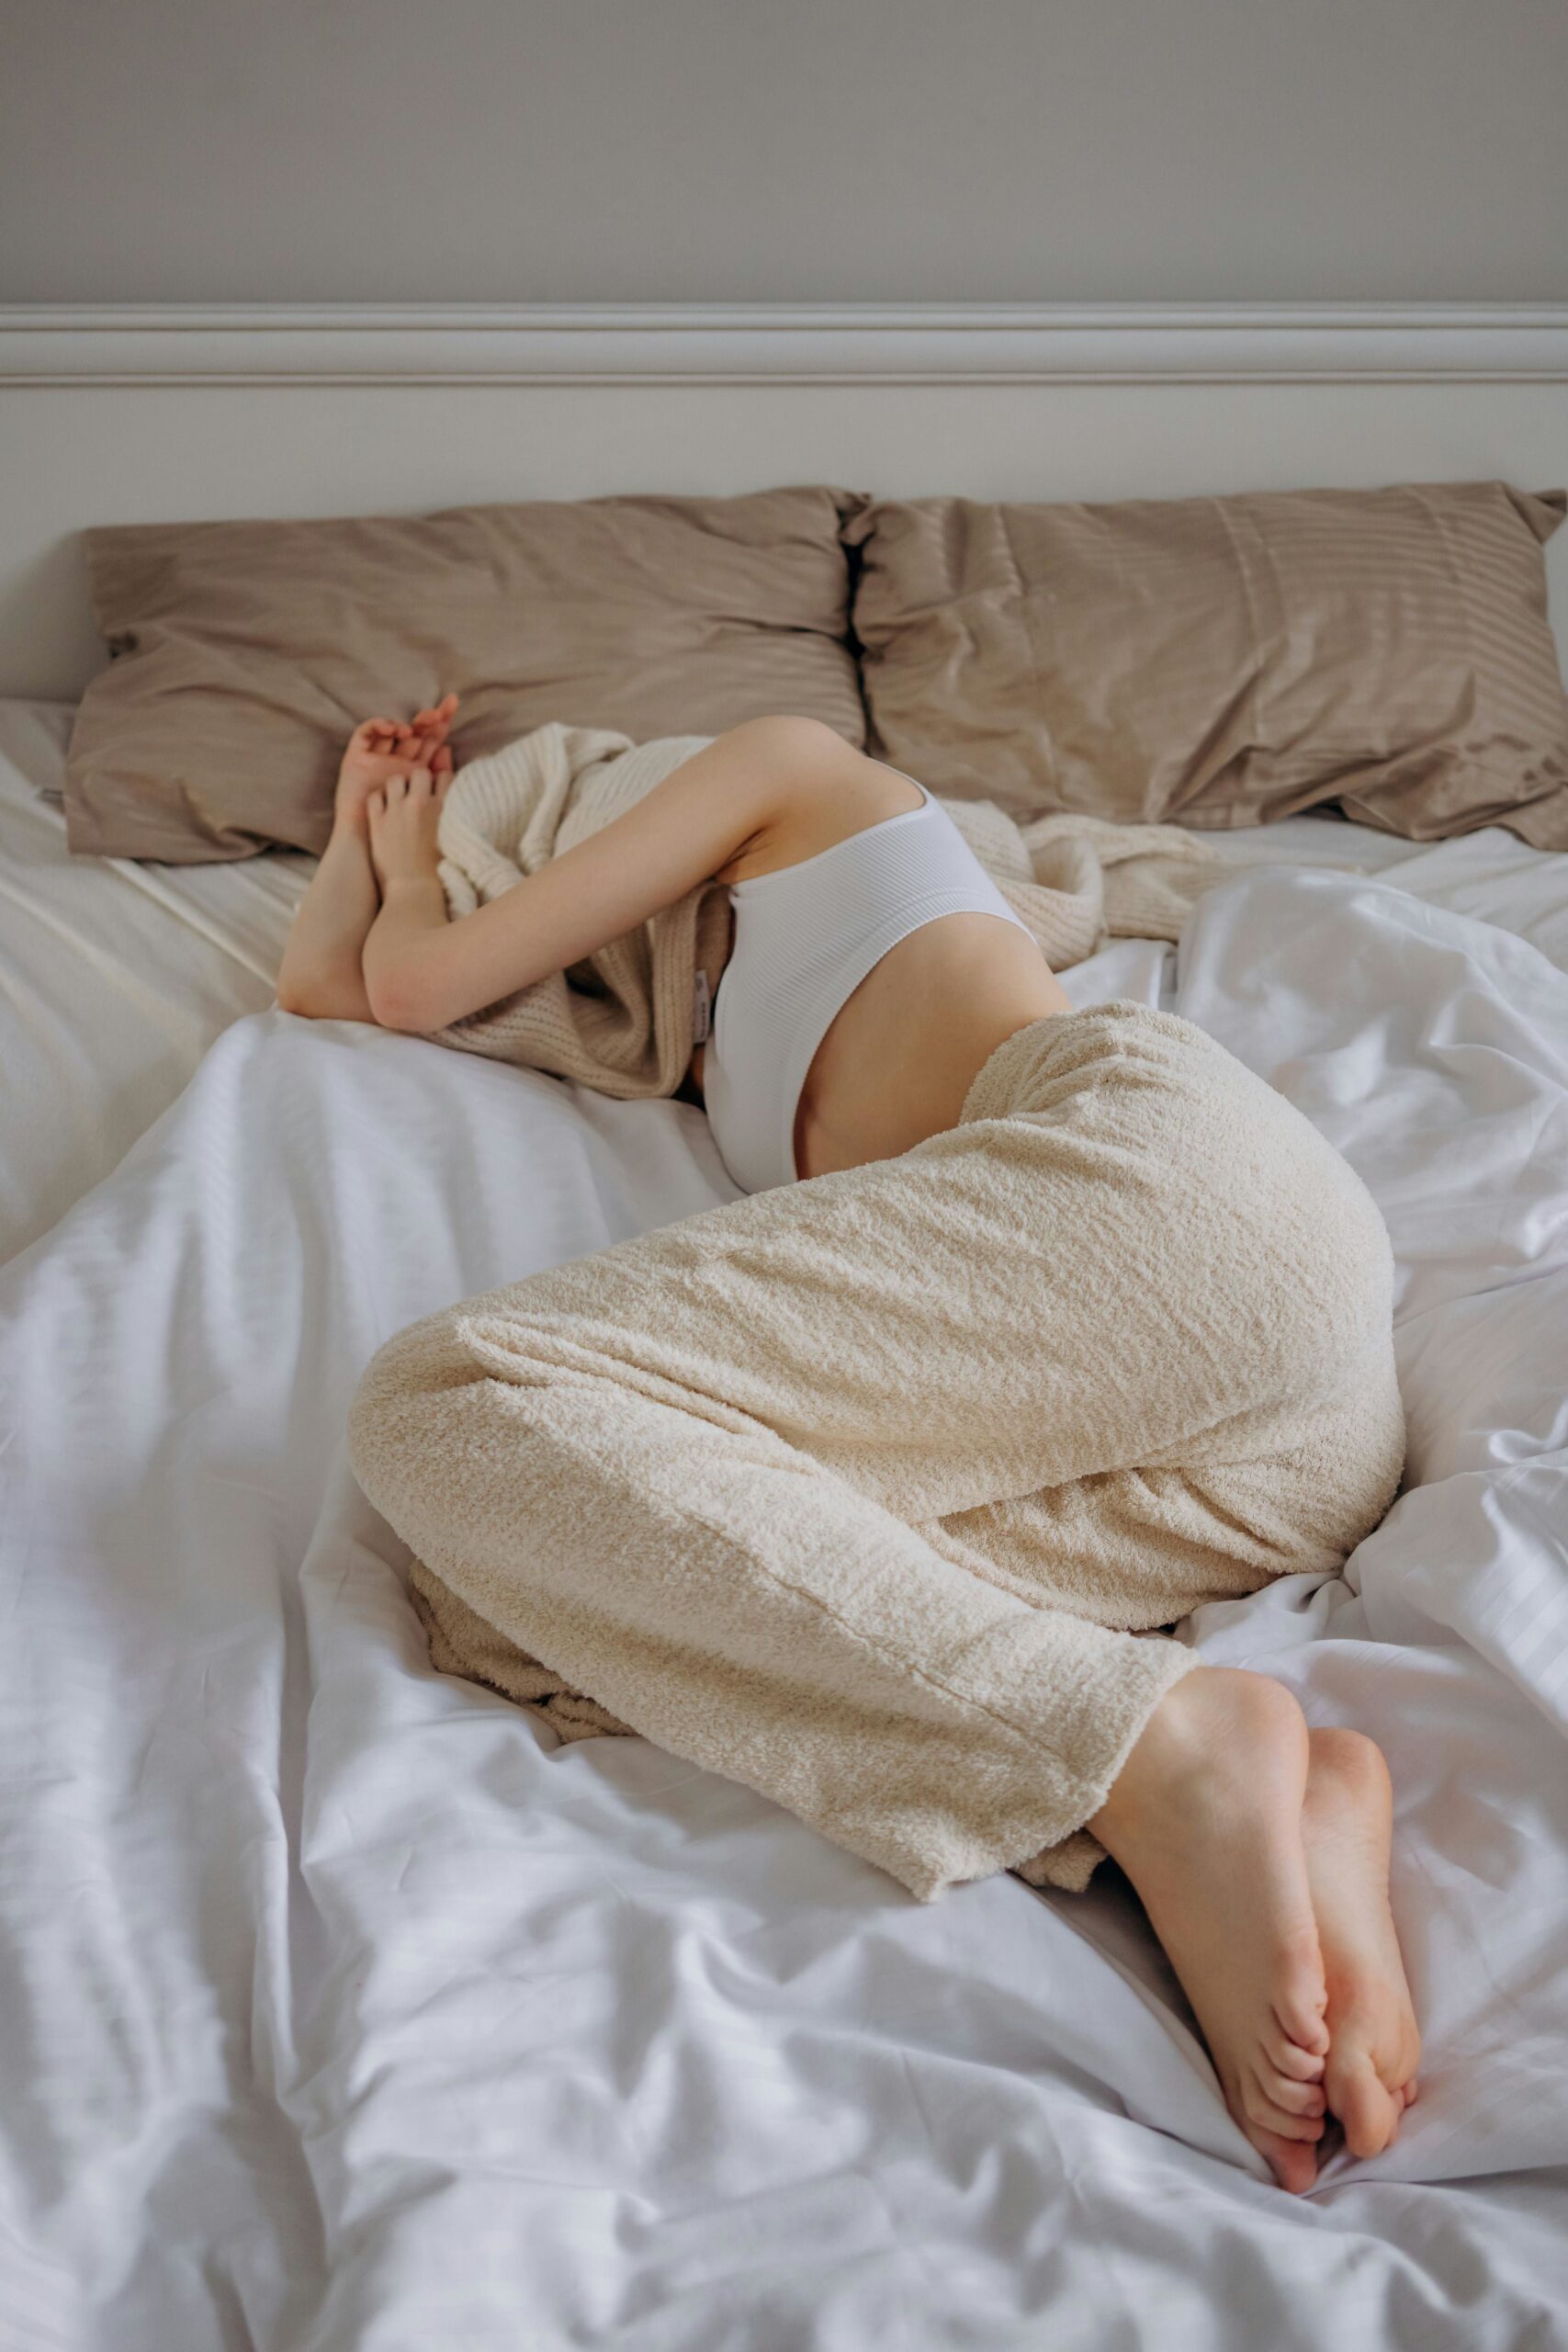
[5,301,1568,2349]
[4,681,1568,2347]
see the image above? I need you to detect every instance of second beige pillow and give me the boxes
[844,480,1568,848]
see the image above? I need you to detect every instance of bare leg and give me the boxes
[1300,1728,1422,2158]
[1088,1666,1331,2194]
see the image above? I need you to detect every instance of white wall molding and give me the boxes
[5,304,1568,386]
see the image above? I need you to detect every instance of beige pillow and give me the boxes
[844,481,1568,848]
[64,484,870,862]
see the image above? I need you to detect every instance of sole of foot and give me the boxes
[1089,1666,1330,2195]
[1301,1725,1422,2160]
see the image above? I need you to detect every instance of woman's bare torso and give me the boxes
[685,763,1073,1182]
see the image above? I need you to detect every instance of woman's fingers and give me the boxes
[415,714,457,756]
[411,692,459,735]
[366,695,456,771]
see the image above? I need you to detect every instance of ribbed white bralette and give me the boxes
[701,777,1033,1195]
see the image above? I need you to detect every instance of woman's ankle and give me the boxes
[1087,1666,1300,1855]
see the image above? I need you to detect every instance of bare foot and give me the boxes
[1089,1666,1331,2195]
[1301,1727,1422,2159]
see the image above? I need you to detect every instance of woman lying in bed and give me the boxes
[278,694,1420,2195]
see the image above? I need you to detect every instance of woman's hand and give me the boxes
[366,763,453,890]
[334,694,458,834]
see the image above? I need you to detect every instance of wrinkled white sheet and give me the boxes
[0,700,311,1262]
[3,854,1566,2349]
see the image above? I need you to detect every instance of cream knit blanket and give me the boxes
[426,722,1321,1093]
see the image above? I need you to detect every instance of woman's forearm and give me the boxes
[276,817,382,1014]
[360,874,452,1030]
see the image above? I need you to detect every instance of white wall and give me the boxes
[4,0,1566,304]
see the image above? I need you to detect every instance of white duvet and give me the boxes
[2,861,1566,2350]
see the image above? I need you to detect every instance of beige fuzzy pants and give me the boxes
[346,1002,1405,1903]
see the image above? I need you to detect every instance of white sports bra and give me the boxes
[701,778,1034,1195]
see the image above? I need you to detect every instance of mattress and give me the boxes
[3,702,1568,2346]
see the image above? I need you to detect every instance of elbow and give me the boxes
[278,964,376,1024]
[276,976,321,1019]
[364,968,430,1034]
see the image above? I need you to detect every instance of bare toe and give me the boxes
[1246,2088,1325,2143]
[1253,2128,1319,2196]
[1273,1968,1331,2057]
[1327,2045,1401,2158]
[1264,2072,1325,2118]
[1267,2033,1327,2082]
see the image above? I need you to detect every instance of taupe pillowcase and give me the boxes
[844,481,1568,848]
[64,484,871,862]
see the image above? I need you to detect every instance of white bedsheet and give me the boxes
[0,700,311,1262]
[3,853,1566,2347]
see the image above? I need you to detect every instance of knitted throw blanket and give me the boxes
[426,720,1305,1096]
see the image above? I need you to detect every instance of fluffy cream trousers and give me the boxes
[346,1002,1405,1903]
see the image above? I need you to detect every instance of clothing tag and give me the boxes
[691,967,712,1046]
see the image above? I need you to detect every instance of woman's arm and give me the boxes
[361,715,849,1035]
[275,813,381,1020]
[276,697,459,1022]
